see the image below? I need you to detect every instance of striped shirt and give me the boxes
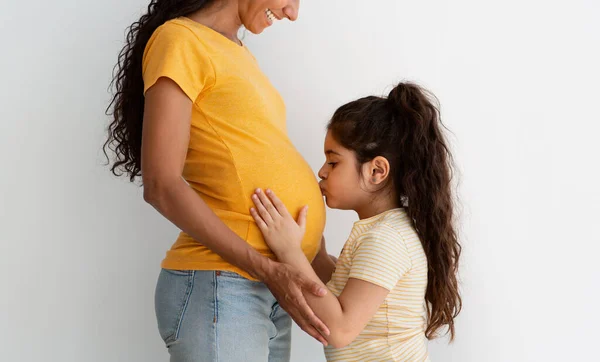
[325,208,430,362]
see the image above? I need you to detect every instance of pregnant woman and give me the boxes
[104,1,327,361]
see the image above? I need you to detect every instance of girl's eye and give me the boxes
[328,162,337,168]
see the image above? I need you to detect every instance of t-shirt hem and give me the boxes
[347,274,395,291]
[160,258,275,281]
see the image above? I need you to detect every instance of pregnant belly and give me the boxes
[245,158,326,260]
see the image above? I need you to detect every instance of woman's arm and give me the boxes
[141,78,330,344]
[251,189,390,348]
[311,237,337,284]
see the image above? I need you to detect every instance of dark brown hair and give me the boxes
[104,0,218,181]
[328,82,462,340]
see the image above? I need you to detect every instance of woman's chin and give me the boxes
[245,26,266,35]
[244,20,269,35]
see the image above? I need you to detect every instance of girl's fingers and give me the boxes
[255,189,280,219]
[297,205,308,230]
[266,189,290,217]
[252,193,274,224]
[250,207,268,231]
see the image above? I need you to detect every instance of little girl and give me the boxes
[250,82,461,361]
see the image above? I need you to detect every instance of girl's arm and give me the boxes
[251,189,392,348]
[284,249,390,348]
[141,78,330,344]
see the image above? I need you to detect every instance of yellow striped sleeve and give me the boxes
[348,224,411,291]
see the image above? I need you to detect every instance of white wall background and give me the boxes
[1,0,599,361]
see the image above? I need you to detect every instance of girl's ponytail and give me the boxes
[387,83,462,340]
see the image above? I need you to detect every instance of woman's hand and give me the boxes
[250,188,307,259]
[263,261,330,345]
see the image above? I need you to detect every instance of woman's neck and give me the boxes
[187,2,243,45]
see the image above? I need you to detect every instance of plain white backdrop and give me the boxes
[1,0,599,361]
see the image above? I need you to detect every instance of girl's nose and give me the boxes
[318,165,327,180]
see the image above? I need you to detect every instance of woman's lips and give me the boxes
[266,8,282,21]
[265,9,278,25]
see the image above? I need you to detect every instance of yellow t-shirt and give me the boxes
[142,18,326,279]
[325,208,429,362]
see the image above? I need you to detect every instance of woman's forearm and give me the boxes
[144,178,273,280]
[311,246,336,284]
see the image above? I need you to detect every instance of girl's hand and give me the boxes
[250,188,308,259]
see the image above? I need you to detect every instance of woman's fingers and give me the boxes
[294,273,330,337]
[302,277,328,297]
[286,277,330,343]
[265,263,330,345]
[285,302,328,346]
[297,321,329,346]
[296,294,330,338]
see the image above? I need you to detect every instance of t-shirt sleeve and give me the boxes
[348,225,411,291]
[142,23,214,101]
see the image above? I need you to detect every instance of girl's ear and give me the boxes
[367,156,391,185]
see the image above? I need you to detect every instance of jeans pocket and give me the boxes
[155,269,194,345]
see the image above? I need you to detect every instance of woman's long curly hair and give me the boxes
[104,0,217,181]
[328,82,462,340]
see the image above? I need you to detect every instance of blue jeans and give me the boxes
[155,269,292,362]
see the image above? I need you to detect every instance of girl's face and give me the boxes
[318,131,371,211]
[239,0,300,34]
